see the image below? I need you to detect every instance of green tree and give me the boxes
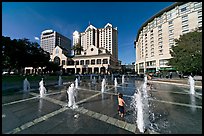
[168,30,202,75]
[2,36,52,75]
[72,43,83,55]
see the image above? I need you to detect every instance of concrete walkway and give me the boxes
[2,78,202,134]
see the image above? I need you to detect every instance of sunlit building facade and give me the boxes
[40,29,71,56]
[134,2,202,74]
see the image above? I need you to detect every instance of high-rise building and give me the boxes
[40,29,71,56]
[50,23,120,74]
[134,2,202,74]
[73,23,118,60]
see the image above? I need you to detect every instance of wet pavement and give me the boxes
[2,77,202,134]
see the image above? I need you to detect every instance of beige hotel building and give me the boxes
[134,2,202,74]
[51,23,121,74]
[25,23,120,75]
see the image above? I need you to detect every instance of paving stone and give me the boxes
[106,117,117,125]
[74,107,83,112]
[92,112,102,119]
[80,108,88,114]
[99,114,109,122]
[115,120,127,128]
[3,79,202,134]
[86,110,95,116]
[20,122,34,130]
[11,127,21,134]
[124,123,136,133]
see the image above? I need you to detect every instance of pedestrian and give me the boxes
[118,93,126,117]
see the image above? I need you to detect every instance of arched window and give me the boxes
[54,56,60,65]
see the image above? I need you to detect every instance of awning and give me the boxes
[146,69,156,73]
[159,67,176,71]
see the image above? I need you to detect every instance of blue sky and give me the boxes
[2,2,174,64]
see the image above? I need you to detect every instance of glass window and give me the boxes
[168,20,173,25]
[103,59,108,64]
[180,7,187,12]
[182,15,188,21]
[75,61,79,65]
[91,59,95,65]
[97,59,101,64]
[85,60,90,65]
[80,60,84,65]
[194,2,202,9]
[62,60,65,65]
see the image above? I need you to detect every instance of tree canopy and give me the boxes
[2,36,60,74]
[72,43,83,55]
[168,30,202,75]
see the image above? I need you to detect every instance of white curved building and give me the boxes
[134,2,202,74]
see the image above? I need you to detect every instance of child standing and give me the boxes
[118,93,126,117]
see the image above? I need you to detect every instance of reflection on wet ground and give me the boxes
[2,77,202,134]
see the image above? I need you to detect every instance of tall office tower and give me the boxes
[73,23,118,60]
[134,2,202,74]
[40,29,71,56]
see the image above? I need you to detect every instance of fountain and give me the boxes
[39,78,47,98]
[101,78,106,93]
[58,76,62,86]
[23,78,30,92]
[130,75,150,133]
[92,76,96,84]
[122,75,125,84]
[143,75,148,98]
[136,89,145,133]
[103,75,106,81]
[67,83,78,109]
[98,75,101,82]
[188,76,195,95]
[144,75,148,83]
[111,74,114,81]
[114,78,118,87]
[75,78,79,89]
[90,74,92,81]
[131,87,150,133]
[78,75,80,82]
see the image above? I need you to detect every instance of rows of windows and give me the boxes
[42,35,54,39]
[65,58,109,66]
[146,60,156,67]
[141,2,201,33]
[159,59,169,66]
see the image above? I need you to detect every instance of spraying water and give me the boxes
[75,78,79,88]
[111,74,114,81]
[23,78,30,92]
[58,76,62,86]
[39,78,47,98]
[93,76,96,84]
[131,76,150,133]
[90,74,92,81]
[114,78,118,87]
[122,75,125,84]
[101,78,106,93]
[135,89,145,133]
[67,83,78,109]
[78,75,80,82]
[188,76,195,95]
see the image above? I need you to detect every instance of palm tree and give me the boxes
[72,43,83,55]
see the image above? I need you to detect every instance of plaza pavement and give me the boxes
[2,77,202,134]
